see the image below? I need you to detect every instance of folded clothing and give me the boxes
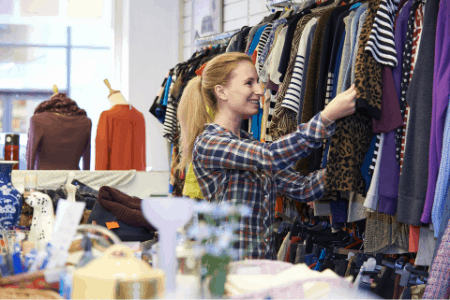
[88,202,155,242]
[96,186,156,231]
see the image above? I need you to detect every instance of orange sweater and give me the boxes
[95,105,146,171]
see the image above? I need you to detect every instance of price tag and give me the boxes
[106,222,120,229]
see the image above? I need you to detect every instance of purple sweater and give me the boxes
[422,0,450,224]
[376,0,411,216]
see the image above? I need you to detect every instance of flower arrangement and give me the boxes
[187,201,251,298]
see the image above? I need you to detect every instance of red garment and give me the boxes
[95,105,146,171]
[409,225,420,253]
[285,236,302,263]
[252,49,258,65]
[275,197,283,214]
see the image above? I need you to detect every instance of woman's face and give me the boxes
[221,61,263,118]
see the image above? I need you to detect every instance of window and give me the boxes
[0,23,111,170]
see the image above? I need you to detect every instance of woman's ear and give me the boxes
[214,85,227,102]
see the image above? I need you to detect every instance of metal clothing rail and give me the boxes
[267,0,306,7]
[195,30,240,46]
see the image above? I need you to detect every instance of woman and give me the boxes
[177,52,356,260]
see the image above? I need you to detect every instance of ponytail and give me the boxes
[176,76,212,170]
[176,52,253,171]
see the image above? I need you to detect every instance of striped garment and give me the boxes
[256,23,273,74]
[270,9,326,140]
[192,112,336,260]
[281,17,318,114]
[163,74,177,142]
[369,134,381,175]
[365,0,400,68]
[163,96,178,143]
[370,1,423,174]
[258,18,288,67]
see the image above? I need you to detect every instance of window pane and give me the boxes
[0,24,67,45]
[0,47,67,90]
[0,99,3,132]
[0,0,14,15]
[11,99,41,133]
[20,0,59,17]
[67,0,103,19]
[71,48,111,169]
[70,25,111,47]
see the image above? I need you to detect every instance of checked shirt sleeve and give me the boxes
[193,112,336,172]
[275,168,327,202]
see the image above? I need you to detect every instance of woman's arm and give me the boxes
[275,168,327,202]
[193,112,336,172]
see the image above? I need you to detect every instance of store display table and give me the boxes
[11,170,169,198]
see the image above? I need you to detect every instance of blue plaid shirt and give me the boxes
[192,112,336,260]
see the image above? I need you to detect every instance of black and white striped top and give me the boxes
[281,18,318,114]
[256,23,274,74]
[163,74,178,143]
[365,0,400,67]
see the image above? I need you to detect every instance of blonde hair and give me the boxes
[176,52,253,171]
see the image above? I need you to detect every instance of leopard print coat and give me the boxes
[325,0,382,195]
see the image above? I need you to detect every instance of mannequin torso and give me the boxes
[108,92,129,108]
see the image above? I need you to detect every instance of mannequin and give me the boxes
[103,79,129,108]
[27,85,91,170]
[96,79,146,171]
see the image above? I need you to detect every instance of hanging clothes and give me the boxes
[375,0,412,216]
[341,4,369,93]
[270,8,329,142]
[296,5,351,175]
[432,99,450,237]
[422,220,450,299]
[422,0,450,224]
[397,0,440,226]
[294,7,335,176]
[255,24,274,73]
[324,0,381,195]
[280,17,318,116]
[365,0,400,68]
[363,133,385,211]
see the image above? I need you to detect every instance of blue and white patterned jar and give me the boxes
[0,161,21,230]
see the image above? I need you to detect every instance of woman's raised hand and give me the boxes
[321,84,357,125]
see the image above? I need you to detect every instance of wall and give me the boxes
[181,0,270,60]
[113,0,179,171]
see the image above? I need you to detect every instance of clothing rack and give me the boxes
[195,30,240,47]
[267,0,305,7]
